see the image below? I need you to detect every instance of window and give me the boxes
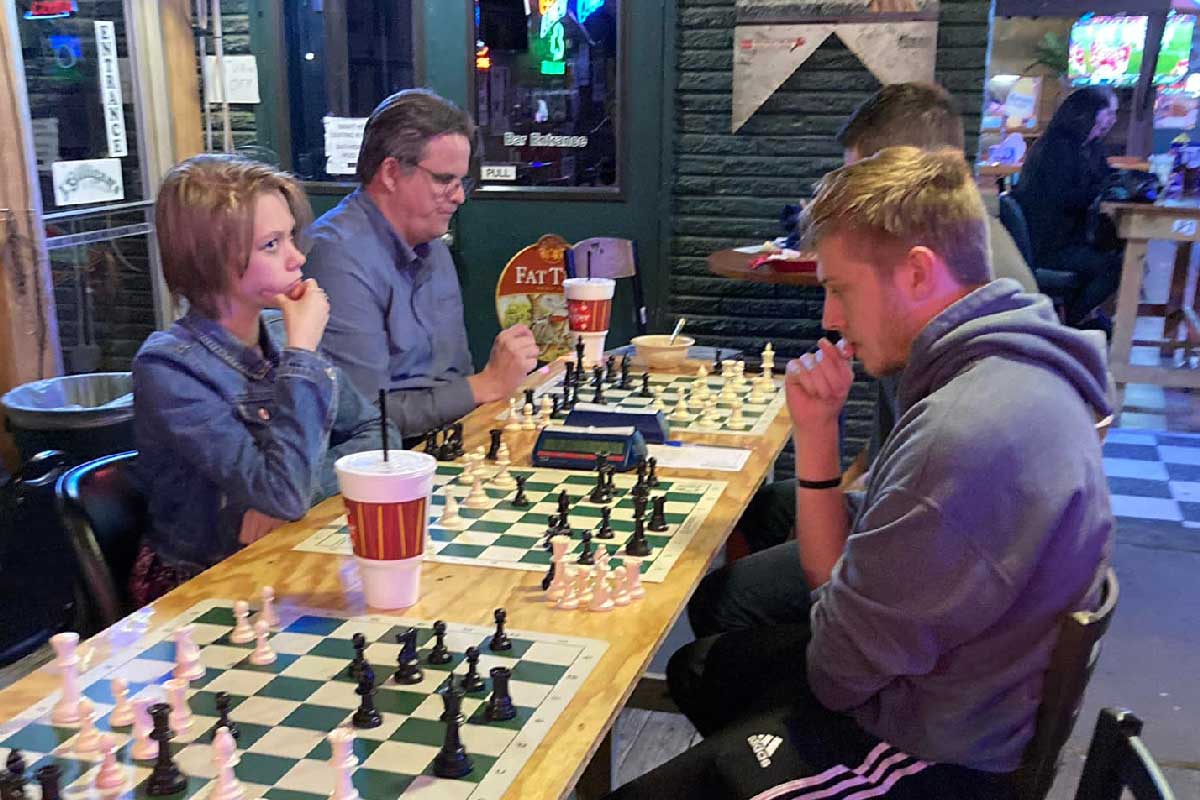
[473,0,622,194]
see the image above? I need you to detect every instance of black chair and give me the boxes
[56,451,147,633]
[1013,567,1120,800]
[997,192,1082,315]
[0,450,77,666]
[1074,708,1176,800]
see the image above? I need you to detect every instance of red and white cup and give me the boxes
[563,277,615,365]
[334,450,436,609]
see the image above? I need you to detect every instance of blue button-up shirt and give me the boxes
[304,188,476,437]
[133,311,393,570]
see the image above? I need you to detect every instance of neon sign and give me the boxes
[26,0,77,18]
[577,0,603,23]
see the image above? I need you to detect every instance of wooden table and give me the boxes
[0,362,794,800]
[1105,201,1200,412]
[707,248,820,288]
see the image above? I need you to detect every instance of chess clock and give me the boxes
[532,424,648,472]
[564,403,670,444]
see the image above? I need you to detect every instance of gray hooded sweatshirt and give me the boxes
[807,278,1115,773]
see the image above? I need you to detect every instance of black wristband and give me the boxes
[795,477,842,490]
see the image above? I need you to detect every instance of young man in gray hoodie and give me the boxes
[605,149,1113,799]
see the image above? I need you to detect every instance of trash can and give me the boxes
[2,372,134,467]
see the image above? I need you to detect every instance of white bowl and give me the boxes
[632,334,695,369]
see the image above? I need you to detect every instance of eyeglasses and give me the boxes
[409,162,476,198]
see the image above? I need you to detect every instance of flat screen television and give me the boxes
[1068,13,1195,87]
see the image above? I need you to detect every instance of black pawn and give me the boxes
[436,427,454,462]
[394,628,423,685]
[511,475,530,508]
[635,457,647,488]
[524,389,535,410]
[557,489,571,517]
[489,608,512,651]
[485,666,518,721]
[646,456,660,487]
[639,372,652,398]
[348,632,368,681]
[632,493,647,521]
[626,517,652,558]
[592,381,606,405]
[596,507,614,539]
[541,560,556,592]
[713,348,723,374]
[564,362,575,391]
[543,514,560,550]
[648,495,669,532]
[577,529,595,565]
[589,466,608,504]
[34,766,60,800]
[352,667,382,728]
[428,620,452,665]
[461,647,486,693]
[605,355,617,384]
[213,691,239,741]
[486,429,503,461]
[591,364,603,388]
[432,685,473,779]
[146,703,187,796]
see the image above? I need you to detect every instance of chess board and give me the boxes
[295,463,726,583]
[0,601,606,800]
[502,369,787,438]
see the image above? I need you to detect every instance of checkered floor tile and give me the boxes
[1104,429,1200,528]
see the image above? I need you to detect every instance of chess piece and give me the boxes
[432,685,473,779]
[592,376,606,405]
[4,750,25,800]
[505,398,521,432]
[648,495,669,532]
[646,456,660,487]
[146,703,187,796]
[612,566,632,606]
[521,402,536,430]
[34,765,61,800]
[511,474,530,508]
[729,398,747,429]
[214,691,240,741]
[669,391,692,422]
[651,387,665,412]
[438,491,468,530]
[348,632,368,681]
[485,666,518,721]
[165,678,192,733]
[74,697,102,753]
[625,557,646,599]
[524,388,536,409]
[461,647,486,693]
[575,335,586,373]
[537,395,553,428]
[554,568,580,610]
[109,677,135,727]
[596,507,614,539]
[173,625,205,681]
[588,561,614,612]
[352,667,382,728]
[577,529,595,565]
[546,536,571,600]
[130,697,158,760]
[427,620,452,665]
[394,628,423,685]
[210,727,244,800]
[49,632,82,725]
[457,455,475,485]
[574,565,594,605]
[260,585,280,628]
[248,619,276,665]
[489,608,512,651]
[639,372,652,398]
[490,461,516,491]
[589,461,609,504]
[328,727,360,800]
[94,733,126,793]
[625,517,652,558]
[486,428,503,461]
[464,473,489,509]
[230,600,255,644]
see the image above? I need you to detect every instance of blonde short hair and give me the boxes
[807,147,992,286]
[156,154,312,318]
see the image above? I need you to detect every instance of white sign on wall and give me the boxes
[31,118,60,173]
[51,157,125,206]
[204,55,261,104]
[94,21,127,157]
[323,117,368,176]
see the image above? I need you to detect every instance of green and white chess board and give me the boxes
[0,601,606,800]
[294,463,726,583]
[505,368,786,438]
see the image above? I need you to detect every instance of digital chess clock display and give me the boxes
[539,436,627,456]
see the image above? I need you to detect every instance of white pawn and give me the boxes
[546,536,571,601]
[464,473,489,509]
[260,585,280,628]
[612,565,632,606]
[438,491,468,530]
[94,732,126,792]
[490,461,516,491]
[625,557,645,600]
[651,387,665,412]
[328,727,360,800]
[521,402,536,430]
[74,697,102,753]
[165,677,192,733]
[173,625,205,682]
[230,600,255,644]
[669,391,692,422]
[696,400,718,430]
[50,631,82,725]
[588,562,614,612]
[505,397,522,431]
[574,567,593,605]
[130,696,157,760]
[211,726,245,800]
[249,619,276,666]
[457,456,475,485]
[537,395,553,428]
[695,364,708,380]
[554,567,580,610]
[108,678,134,727]
[728,399,747,430]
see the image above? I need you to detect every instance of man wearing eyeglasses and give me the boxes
[304,89,539,438]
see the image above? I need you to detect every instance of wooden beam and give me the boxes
[995,0,1170,16]
[161,0,204,161]
[0,1,61,471]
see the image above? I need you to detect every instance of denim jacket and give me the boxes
[132,310,395,570]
